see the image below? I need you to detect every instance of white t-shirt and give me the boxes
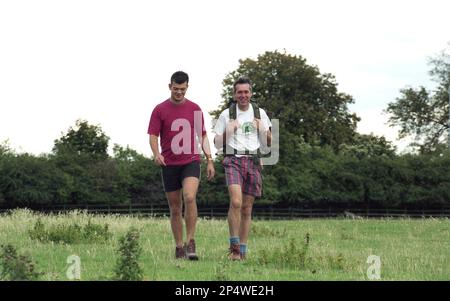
[213,104,272,155]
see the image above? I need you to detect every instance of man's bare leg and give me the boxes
[239,193,255,245]
[166,190,183,248]
[182,177,200,242]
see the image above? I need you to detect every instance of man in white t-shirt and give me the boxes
[213,77,272,260]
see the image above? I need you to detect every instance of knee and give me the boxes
[169,204,182,216]
[183,193,196,205]
[241,205,253,218]
[230,198,242,210]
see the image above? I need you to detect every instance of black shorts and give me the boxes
[161,161,201,192]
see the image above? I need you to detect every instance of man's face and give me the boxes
[169,82,188,102]
[234,83,252,107]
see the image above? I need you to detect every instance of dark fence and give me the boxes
[1,204,450,219]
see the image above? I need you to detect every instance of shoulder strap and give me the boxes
[251,102,260,119]
[229,102,237,120]
[225,102,262,156]
[230,102,260,119]
[223,103,237,155]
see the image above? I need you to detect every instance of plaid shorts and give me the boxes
[223,156,262,197]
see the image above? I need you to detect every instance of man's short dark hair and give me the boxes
[171,71,189,84]
[233,76,252,93]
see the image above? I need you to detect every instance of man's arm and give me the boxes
[149,135,166,166]
[201,134,213,159]
[254,119,272,147]
[213,120,239,149]
[260,127,272,147]
[201,134,215,180]
[213,133,224,150]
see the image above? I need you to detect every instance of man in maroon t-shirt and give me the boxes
[148,71,215,260]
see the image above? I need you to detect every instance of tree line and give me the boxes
[1,134,449,209]
[1,49,449,209]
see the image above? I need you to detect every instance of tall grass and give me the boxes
[0,209,449,280]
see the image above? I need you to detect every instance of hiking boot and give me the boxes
[240,253,247,260]
[185,239,199,261]
[175,245,186,259]
[228,244,241,261]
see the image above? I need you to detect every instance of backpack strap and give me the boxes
[223,102,237,155]
[224,101,267,159]
[250,102,262,160]
[229,102,237,120]
[251,102,260,119]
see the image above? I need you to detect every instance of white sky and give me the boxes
[1,0,449,156]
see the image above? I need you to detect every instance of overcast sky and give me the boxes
[1,0,449,156]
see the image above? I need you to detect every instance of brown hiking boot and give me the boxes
[240,253,246,260]
[175,245,186,259]
[228,244,241,261]
[185,239,199,261]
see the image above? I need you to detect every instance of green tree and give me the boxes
[339,133,397,159]
[50,120,112,204]
[53,119,110,159]
[403,152,450,207]
[0,154,66,206]
[211,50,360,149]
[0,140,13,156]
[386,45,450,152]
[113,144,165,204]
[0,141,13,205]
[210,50,360,205]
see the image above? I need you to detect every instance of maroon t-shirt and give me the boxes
[148,98,207,166]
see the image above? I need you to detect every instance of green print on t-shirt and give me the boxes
[241,122,256,135]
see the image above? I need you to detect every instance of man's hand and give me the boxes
[206,161,215,180]
[253,118,266,132]
[226,119,240,135]
[154,153,166,166]
[254,118,271,147]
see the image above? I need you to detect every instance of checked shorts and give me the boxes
[222,156,262,197]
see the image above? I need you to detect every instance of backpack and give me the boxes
[227,99,261,120]
[223,99,269,160]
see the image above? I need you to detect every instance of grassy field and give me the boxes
[0,209,449,281]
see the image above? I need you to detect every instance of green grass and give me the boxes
[0,209,449,280]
